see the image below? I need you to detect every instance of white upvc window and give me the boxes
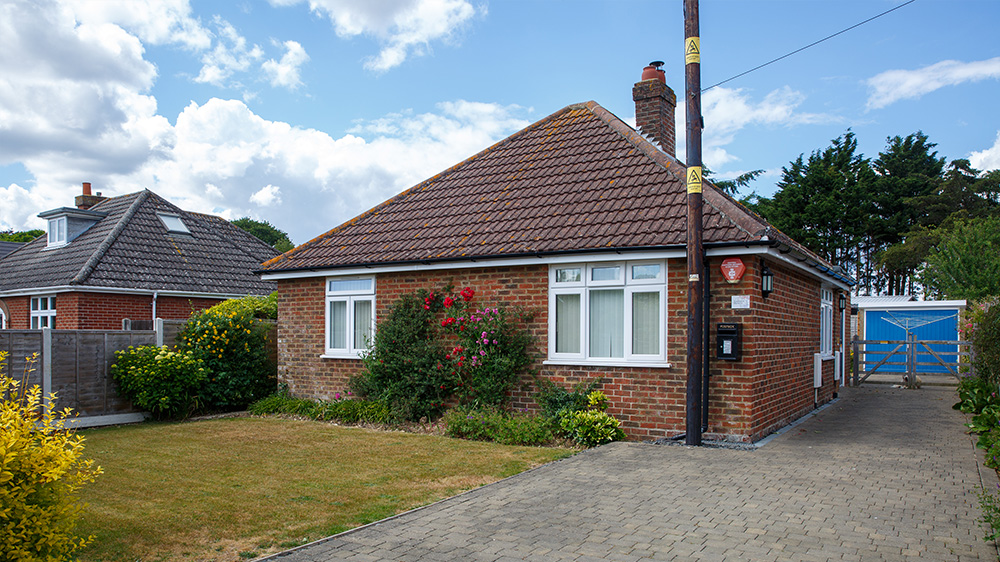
[548,261,667,364]
[324,277,375,358]
[820,288,834,356]
[47,217,67,248]
[30,296,57,329]
[0,307,6,329]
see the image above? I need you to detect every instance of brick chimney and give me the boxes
[75,182,107,210]
[632,61,677,157]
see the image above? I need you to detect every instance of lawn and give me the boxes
[74,416,573,562]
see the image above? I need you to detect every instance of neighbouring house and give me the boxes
[0,184,279,331]
[0,241,22,329]
[260,64,855,442]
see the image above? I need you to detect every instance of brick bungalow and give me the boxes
[260,65,855,442]
[0,185,278,330]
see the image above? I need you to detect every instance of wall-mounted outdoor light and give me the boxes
[838,293,847,312]
[761,265,774,299]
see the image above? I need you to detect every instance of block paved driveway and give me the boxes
[266,386,998,561]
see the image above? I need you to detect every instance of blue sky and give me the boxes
[1,0,998,244]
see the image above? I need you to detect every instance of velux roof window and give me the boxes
[157,213,190,234]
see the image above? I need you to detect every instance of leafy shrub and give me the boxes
[443,407,554,446]
[1,352,103,562]
[534,378,600,420]
[248,391,391,425]
[971,302,1000,386]
[205,292,278,320]
[178,310,276,411]
[558,409,626,448]
[954,375,1000,414]
[979,484,1000,543]
[352,290,453,421]
[111,346,207,419]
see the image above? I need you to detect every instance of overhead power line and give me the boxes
[702,0,918,92]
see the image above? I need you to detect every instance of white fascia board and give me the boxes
[0,285,252,300]
[858,299,967,311]
[260,250,688,281]
[262,245,853,291]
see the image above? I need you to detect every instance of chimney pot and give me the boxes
[640,61,666,83]
[82,182,92,196]
[633,61,677,157]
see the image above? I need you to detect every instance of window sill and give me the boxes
[543,359,673,369]
[319,353,363,360]
[818,353,835,361]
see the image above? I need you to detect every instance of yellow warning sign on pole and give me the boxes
[685,37,700,64]
[687,166,702,194]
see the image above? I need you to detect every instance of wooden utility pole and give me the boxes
[684,0,704,446]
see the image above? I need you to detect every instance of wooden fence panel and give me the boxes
[2,320,273,424]
[0,330,44,391]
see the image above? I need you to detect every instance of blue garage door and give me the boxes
[865,309,959,373]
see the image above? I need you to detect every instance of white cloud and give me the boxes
[250,184,283,206]
[970,131,1000,172]
[262,40,309,89]
[273,0,480,71]
[67,0,212,50]
[866,57,1000,110]
[671,86,836,168]
[194,17,264,87]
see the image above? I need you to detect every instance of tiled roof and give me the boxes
[0,190,279,295]
[0,241,24,259]
[261,101,831,276]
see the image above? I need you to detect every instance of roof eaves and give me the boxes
[70,191,150,286]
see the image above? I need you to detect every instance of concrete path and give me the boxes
[266,386,999,561]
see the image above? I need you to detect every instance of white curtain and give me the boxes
[354,299,372,349]
[555,294,581,354]
[632,291,659,355]
[590,289,624,357]
[329,300,347,349]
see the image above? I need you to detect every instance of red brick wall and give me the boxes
[276,256,841,442]
[0,293,223,330]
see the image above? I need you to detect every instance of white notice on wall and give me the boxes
[731,295,751,309]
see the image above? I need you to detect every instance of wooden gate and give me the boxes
[850,334,973,388]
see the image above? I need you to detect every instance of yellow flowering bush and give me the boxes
[204,292,277,320]
[1,351,102,561]
[177,310,275,411]
[110,346,207,419]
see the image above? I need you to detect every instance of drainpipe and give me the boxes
[152,291,158,324]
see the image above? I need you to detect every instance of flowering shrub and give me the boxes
[352,286,534,421]
[204,292,278,320]
[1,352,102,561]
[441,304,534,408]
[177,309,276,411]
[111,346,207,419]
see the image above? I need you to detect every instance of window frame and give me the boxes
[820,288,834,356]
[30,296,57,329]
[47,217,67,248]
[323,276,375,358]
[548,260,667,365]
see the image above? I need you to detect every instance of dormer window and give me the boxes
[158,213,190,234]
[38,207,106,249]
[47,217,67,247]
